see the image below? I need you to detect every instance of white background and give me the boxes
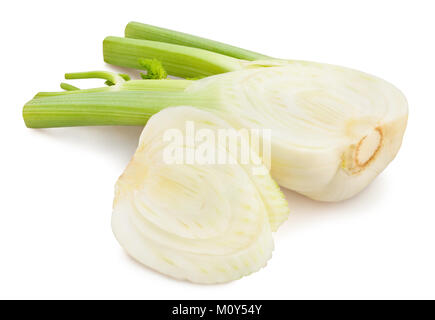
[1,0,434,299]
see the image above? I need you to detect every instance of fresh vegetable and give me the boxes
[23,23,408,201]
[112,106,289,283]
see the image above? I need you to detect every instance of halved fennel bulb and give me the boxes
[182,62,408,201]
[112,106,289,284]
[24,63,408,201]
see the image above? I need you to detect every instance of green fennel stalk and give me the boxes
[103,36,246,78]
[124,21,270,61]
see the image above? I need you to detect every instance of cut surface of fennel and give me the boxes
[112,106,289,284]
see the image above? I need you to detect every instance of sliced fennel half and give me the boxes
[23,23,408,201]
[112,106,289,284]
[24,61,407,201]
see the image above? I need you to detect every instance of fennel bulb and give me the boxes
[23,23,408,201]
